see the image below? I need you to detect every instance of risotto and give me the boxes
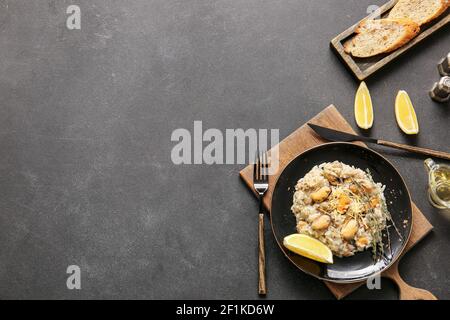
[291,161,391,258]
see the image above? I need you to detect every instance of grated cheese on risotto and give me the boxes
[291,161,391,258]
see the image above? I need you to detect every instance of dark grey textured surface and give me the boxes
[0,0,449,299]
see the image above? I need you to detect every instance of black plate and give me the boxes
[270,143,412,283]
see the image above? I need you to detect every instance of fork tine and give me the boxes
[253,151,258,181]
[262,152,267,182]
[263,152,268,182]
[255,151,260,181]
[257,152,261,181]
[259,151,264,182]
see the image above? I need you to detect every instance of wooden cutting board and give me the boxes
[239,105,435,300]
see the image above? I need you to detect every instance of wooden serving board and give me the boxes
[239,105,435,300]
[331,0,450,81]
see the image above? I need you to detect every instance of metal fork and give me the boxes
[253,151,269,296]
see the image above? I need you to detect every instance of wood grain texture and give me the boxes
[239,105,434,299]
[378,140,450,160]
[258,213,267,295]
[383,260,437,300]
[330,0,450,81]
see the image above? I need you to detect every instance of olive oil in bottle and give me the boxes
[432,167,450,205]
[425,159,450,209]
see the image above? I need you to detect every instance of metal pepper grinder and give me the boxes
[438,53,450,76]
[429,76,450,103]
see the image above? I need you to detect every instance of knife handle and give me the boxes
[377,140,450,161]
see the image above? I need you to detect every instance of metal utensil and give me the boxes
[438,53,450,76]
[430,76,450,103]
[308,123,450,161]
[253,151,269,296]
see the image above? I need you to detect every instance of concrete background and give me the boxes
[0,0,449,299]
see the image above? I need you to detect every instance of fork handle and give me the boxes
[258,213,266,295]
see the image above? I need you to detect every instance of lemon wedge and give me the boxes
[283,234,333,264]
[354,81,374,130]
[395,90,419,135]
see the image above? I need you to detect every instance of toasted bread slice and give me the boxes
[344,18,420,58]
[388,0,449,26]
